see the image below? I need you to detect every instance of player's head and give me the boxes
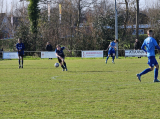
[56,45,61,50]
[135,39,138,42]
[147,30,153,36]
[114,39,118,43]
[18,38,22,43]
[47,42,50,45]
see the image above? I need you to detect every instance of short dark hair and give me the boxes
[115,39,118,42]
[56,45,61,48]
[18,38,22,41]
[147,30,153,35]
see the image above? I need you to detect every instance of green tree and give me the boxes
[28,0,40,34]
[28,0,40,50]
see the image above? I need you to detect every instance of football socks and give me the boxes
[64,62,66,68]
[112,56,115,62]
[154,68,158,80]
[139,68,151,76]
[61,65,65,69]
[19,59,20,65]
[106,56,109,61]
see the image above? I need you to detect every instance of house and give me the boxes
[0,13,20,39]
[0,13,7,39]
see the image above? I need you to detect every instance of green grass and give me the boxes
[1,58,160,119]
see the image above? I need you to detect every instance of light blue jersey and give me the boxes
[141,37,158,57]
[109,41,116,50]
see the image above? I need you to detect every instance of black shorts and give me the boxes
[58,56,65,63]
[18,53,24,57]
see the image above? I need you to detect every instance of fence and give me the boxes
[1,49,160,59]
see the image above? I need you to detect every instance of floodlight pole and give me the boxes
[115,0,118,58]
[48,1,50,21]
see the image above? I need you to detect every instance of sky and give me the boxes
[0,0,158,13]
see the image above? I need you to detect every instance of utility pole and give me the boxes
[48,1,50,21]
[11,2,14,38]
[136,0,139,39]
[115,0,118,58]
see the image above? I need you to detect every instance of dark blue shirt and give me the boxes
[55,47,65,57]
[16,43,25,54]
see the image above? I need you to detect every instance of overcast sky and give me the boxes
[0,0,158,13]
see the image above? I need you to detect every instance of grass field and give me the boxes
[1,57,160,119]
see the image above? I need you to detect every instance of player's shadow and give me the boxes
[22,67,53,69]
[69,71,113,73]
[0,67,53,69]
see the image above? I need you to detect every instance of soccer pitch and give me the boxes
[1,58,160,118]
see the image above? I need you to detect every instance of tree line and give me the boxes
[2,0,160,53]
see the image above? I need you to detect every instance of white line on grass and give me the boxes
[51,76,58,79]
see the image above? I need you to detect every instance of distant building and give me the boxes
[0,13,20,39]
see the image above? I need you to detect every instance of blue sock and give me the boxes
[154,68,158,80]
[106,56,109,61]
[112,56,115,61]
[139,68,151,76]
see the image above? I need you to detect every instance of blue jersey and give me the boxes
[141,37,158,57]
[16,43,25,54]
[55,47,65,57]
[109,41,116,51]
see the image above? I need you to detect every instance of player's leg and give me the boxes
[112,51,115,63]
[63,60,67,71]
[18,54,21,68]
[60,62,65,71]
[154,58,159,82]
[58,58,65,71]
[140,66,153,76]
[137,67,152,82]
[106,50,111,64]
[21,55,23,68]
[106,55,110,60]
[61,58,68,71]
[137,57,153,82]
[61,56,67,71]
[154,64,159,82]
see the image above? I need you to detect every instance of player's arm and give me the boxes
[64,47,71,52]
[16,44,19,52]
[156,45,160,50]
[55,53,60,57]
[153,39,160,50]
[55,49,63,59]
[55,52,63,59]
[106,45,111,50]
[141,43,147,53]
[55,49,59,57]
